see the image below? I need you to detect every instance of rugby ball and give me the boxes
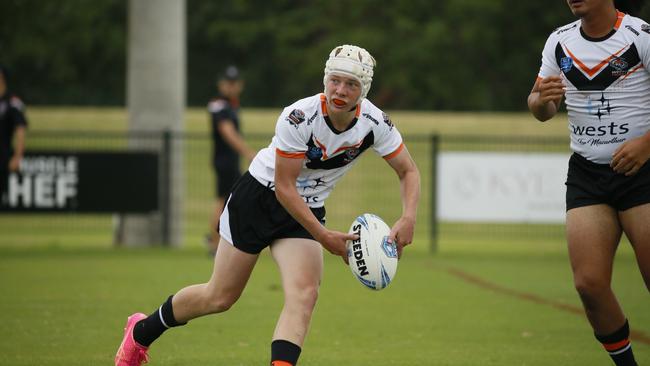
[346,213,398,290]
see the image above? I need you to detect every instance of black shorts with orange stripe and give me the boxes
[219,171,326,254]
[566,152,650,211]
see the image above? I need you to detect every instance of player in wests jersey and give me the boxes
[528,1,649,365]
[114,45,420,366]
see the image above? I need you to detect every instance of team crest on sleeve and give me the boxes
[560,57,573,73]
[286,109,306,129]
[382,112,394,131]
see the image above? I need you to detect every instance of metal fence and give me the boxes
[0,131,571,250]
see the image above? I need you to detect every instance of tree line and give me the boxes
[1,0,648,110]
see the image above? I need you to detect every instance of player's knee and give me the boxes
[205,294,238,314]
[288,283,320,310]
[574,274,609,302]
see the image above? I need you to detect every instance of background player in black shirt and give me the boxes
[0,65,27,206]
[206,66,256,253]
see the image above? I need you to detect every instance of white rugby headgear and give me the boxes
[323,44,376,103]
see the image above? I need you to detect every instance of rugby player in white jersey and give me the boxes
[528,1,649,365]
[114,44,420,366]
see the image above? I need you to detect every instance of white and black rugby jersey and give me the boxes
[248,93,404,208]
[538,11,650,164]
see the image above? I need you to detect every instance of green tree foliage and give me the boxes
[1,0,649,110]
[0,0,126,105]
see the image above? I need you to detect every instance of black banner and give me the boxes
[1,151,159,213]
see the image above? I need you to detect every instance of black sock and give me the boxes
[132,295,187,347]
[595,319,637,366]
[270,339,302,366]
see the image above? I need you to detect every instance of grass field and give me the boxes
[0,240,647,365]
[1,107,648,365]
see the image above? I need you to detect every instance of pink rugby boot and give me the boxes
[115,313,150,366]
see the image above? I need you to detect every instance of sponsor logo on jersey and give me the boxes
[572,93,630,142]
[307,110,318,125]
[362,112,380,125]
[297,177,326,192]
[586,93,618,121]
[556,23,577,35]
[382,112,394,131]
[642,24,650,35]
[304,195,320,203]
[286,109,306,128]
[560,57,573,73]
[571,122,629,137]
[625,25,640,36]
[609,56,629,76]
[311,177,326,189]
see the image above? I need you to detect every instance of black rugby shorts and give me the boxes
[566,153,650,211]
[219,171,326,254]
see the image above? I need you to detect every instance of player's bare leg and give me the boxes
[172,238,259,321]
[567,204,624,334]
[116,239,258,365]
[268,238,323,365]
[271,238,323,345]
[567,204,639,365]
[619,203,650,292]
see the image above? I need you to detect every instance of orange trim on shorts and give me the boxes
[383,143,405,160]
[276,148,306,159]
[603,338,630,352]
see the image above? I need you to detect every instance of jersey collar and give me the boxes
[579,10,624,42]
[319,94,360,135]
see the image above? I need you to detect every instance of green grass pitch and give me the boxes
[0,241,647,365]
